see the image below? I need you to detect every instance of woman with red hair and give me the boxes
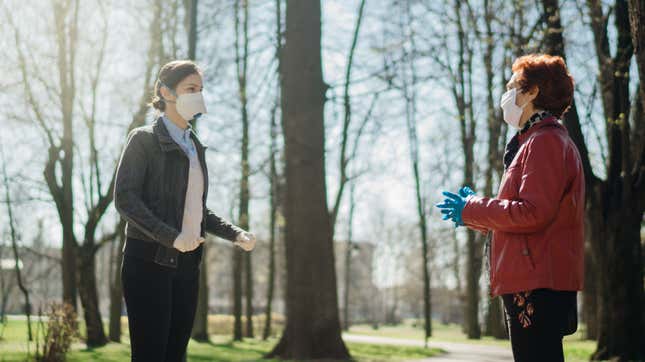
[436,54,585,362]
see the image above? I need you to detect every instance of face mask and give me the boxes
[500,87,527,129]
[161,82,207,121]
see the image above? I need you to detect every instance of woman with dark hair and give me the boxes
[114,60,256,361]
[436,54,585,362]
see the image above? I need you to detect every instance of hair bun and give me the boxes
[151,97,166,111]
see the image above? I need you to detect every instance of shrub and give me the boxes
[35,303,80,362]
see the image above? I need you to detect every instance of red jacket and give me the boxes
[462,117,585,297]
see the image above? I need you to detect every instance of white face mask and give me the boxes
[500,87,527,129]
[162,83,207,121]
[175,92,207,121]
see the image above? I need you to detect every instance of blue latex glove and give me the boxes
[436,186,476,227]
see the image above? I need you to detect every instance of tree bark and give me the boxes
[108,220,126,342]
[233,0,253,341]
[51,0,79,312]
[453,0,480,340]
[397,1,433,344]
[191,247,210,341]
[564,1,645,359]
[77,244,108,347]
[263,99,280,341]
[588,1,645,360]
[187,0,197,61]
[265,0,350,358]
[1,142,33,342]
[6,0,162,349]
[628,0,645,100]
[329,0,367,236]
[484,296,507,339]
[479,0,507,340]
[541,0,599,340]
[342,183,356,331]
[262,0,282,342]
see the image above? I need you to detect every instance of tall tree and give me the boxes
[108,220,125,342]
[266,0,350,358]
[187,0,198,60]
[329,0,368,237]
[453,0,480,339]
[476,0,507,339]
[111,0,166,343]
[540,0,601,340]
[4,0,168,347]
[0,142,33,342]
[233,0,254,340]
[393,0,433,344]
[583,0,645,359]
[541,0,645,358]
[263,0,283,341]
[628,0,645,98]
[183,0,212,342]
[342,182,357,331]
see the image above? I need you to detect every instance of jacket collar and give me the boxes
[153,116,208,153]
[518,116,565,144]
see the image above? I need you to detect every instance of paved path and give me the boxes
[343,333,514,362]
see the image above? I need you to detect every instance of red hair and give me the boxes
[512,54,575,118]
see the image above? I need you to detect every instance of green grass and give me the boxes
[347,320,596,362]
[0,319,443,362]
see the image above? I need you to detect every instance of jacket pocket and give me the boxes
[521,235,536,270]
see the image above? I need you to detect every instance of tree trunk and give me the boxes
[452,0,480,340]
[485,296,507,339]
[244,252,254,338]
[233,0,253,341]
[398,1,432,343]
[329,0,367,236]
[628,0,645,99]
[187,0,197,61]
[591,194,645,360]
[191,243,210,341]
[342,183,356,331]
[541,0,600,340]
[566,1,645,359]
[582,242,598,340]
[1,143,33,342]
[232,249,243,340]
[262,0,281,342]
[183,0,210,343]
[263,102,279,340]
[77,244,108,347]
[480,0,507,340]
[49,0,80,311]
[265,0,350,358]
[108,220,126,342]
[589,1,645,360]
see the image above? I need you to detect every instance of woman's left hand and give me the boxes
[234,231,256,251]
[436,186,476,227]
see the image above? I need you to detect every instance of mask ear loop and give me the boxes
[515,87,536,110]
[159,81,178,104]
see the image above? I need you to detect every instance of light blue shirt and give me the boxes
[162,114,197,157]
[161,114,204,247]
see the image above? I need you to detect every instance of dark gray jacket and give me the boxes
[114,116,242,267]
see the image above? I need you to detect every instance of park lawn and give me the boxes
[0,319,443,362]
[347,320,596,362]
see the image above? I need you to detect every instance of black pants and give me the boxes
[121,247,201,362]
[502,289,577,362]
